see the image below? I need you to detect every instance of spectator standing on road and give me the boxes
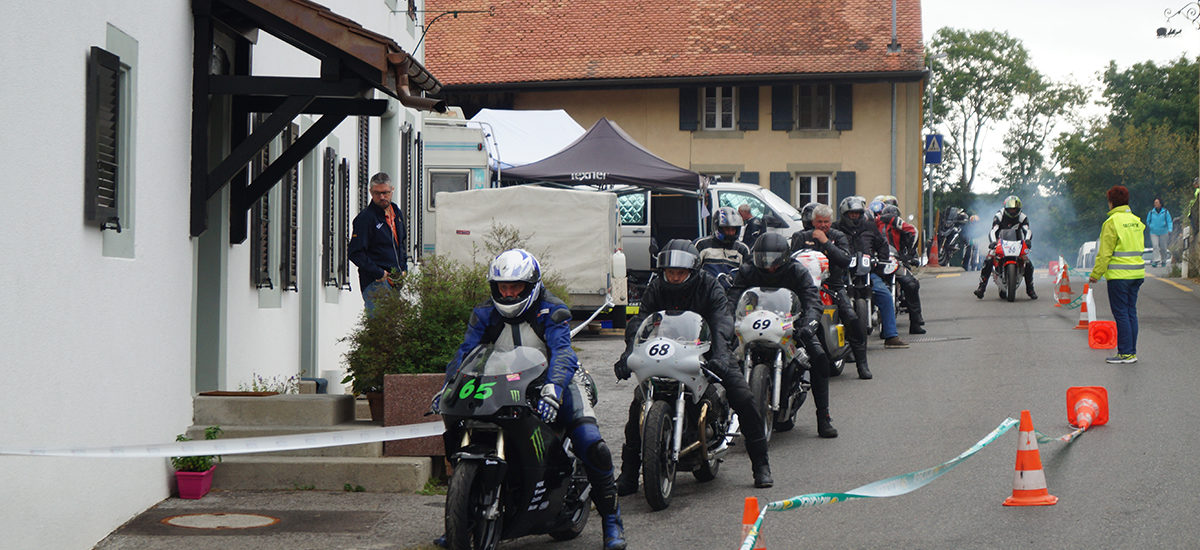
[739,203,765,247]
[1145,197,1173,268]
[349,173,407,313]
[1089,185,1146,365]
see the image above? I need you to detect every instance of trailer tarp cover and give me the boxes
[502,117,709,191]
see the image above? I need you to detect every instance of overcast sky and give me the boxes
[921,0,1199,188]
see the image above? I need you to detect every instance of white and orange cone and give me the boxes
[1003,410,1058,506]
[740,496,765,549]
[1073,283,1093,330]
[1054,267,1073,307]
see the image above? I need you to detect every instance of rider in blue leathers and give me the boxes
[694,206,751,283]
[433,249,626,550]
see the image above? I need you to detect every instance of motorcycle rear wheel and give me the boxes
[445,461,503,550]
[642,400,677,511]
[748,364,774,443]
[1005,264,1018,302]
[547,493,589,541]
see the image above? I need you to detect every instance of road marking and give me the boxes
[1146,273,1193,292]
[936,273,962,278]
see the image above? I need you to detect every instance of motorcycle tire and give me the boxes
[692,399,723,482]
[445,461,504,550]
[854,298,871,338]
[1005,263,1018,302]
[748,364,774,444]
[642,400,677,511]
[547,487,589,541]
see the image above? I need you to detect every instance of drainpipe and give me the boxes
[380,97,400,188]
[890,83,897,197]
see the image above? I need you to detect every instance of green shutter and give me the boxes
[679,87,698,131]
[771,85,794,131]
[834,84,853,131]
[737,86,758,131]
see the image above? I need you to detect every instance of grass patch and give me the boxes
[417,477,447,496]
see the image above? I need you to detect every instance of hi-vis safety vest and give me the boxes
[1092,205,1145,280]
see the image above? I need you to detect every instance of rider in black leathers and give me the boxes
[789,203,872,379]
[730,233,840,438]
[974,195,1037,300]
[613,240,773,492]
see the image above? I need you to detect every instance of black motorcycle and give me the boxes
[847,251,876,340]
[792,249,850,376]
[937,207,968,267]
[437,345,592,550]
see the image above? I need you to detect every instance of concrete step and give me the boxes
[193,394,355,427]
[212,455,430,493]
[185,422,384,458]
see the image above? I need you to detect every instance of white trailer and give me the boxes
[435,186,628,325]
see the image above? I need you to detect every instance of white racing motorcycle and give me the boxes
[626,310,733,511]
[734,287,810,440]
[793,250,849,377]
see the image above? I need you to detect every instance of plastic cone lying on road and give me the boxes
[1003,410,1059,506]
[741,496,765,549]
[1067,386,1109,430]
[1088,320,1117,349]
[1073,284,1093,330]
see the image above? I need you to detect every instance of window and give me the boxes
[717,191,767,219]
[797,84,832,130]
[702,86,736,130]
[702,172,737,184]
[617,192,647,225]
[794,174,832,207]
[428,171,469,209]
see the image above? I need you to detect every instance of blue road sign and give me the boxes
[924,134,943,164]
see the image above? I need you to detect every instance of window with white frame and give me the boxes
[702,86,736,130]
[794,174,832,207]
[796,84,832,130]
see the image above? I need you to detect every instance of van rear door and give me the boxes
[617,190,651,271]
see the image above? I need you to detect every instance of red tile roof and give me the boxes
[425,0,924,87]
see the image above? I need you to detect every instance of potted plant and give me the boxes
[171,425,222,499]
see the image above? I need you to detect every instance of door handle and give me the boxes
[632,229,646,234]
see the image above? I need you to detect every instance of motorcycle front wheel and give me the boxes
[748,364,774,443]
[445,461,503,550]
[642,400,677,511]
[1005,263,1018,302]
[853,298,872,338]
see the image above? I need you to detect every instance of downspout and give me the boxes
[380,97,400,195]
[888,0,900,195]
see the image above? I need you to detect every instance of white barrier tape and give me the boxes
[0,422,444,458]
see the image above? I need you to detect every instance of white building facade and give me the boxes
[0,1,441,547]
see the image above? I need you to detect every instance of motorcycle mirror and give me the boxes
[907,214,914,221]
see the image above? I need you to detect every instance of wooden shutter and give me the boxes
[85,46,121,230]
[737,86,759,131]
[338,158,351,290]
[414,132,423,259]
[280,122,299,291]
[769,172,791,204]
[835,171,856,208]
[834,84,853,131]
[678,87,699,131]
[740,172,759,185]
[771,85,794,131]
[249,114,272,288]
[322,147,337,287]
[357,116,369,212]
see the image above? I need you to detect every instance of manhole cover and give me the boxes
[162,513,280,530]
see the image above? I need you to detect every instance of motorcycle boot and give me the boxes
[852,344,872,379]
[615,444,640,496]
[973,276,987,299]
[817,409,839,438]
[589,470,627,550]
[601,509,627,550]
[1024,268,1038,299]
[745,436,773,488]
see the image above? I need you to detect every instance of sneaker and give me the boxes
[1105,354,1137,364]
[884,337,909,349]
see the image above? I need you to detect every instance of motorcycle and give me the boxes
[847,252,876,340]
[793,249,849,377]
[437,345,592,550]
[937,207,968,267]
[734,287,810,439]
[626,310,733,511]
[989,227,1030,302]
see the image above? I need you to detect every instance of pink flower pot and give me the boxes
[175,466,215,499]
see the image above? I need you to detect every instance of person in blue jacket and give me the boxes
[348,172,407,312]
[1146,197,1173,268]
[432,249,626,550]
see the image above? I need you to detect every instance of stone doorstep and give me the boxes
[184,423,384,458]
[212,455,430,493]
[193,394,355,427]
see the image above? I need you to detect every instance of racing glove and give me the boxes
[430,384,447,414]
[797,318,820,340]
[537,383,563,424]
[613,351,632,380]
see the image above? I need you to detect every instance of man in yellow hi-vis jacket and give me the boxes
[1089,185,1146,364]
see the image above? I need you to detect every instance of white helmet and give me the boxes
[488,249,543,318]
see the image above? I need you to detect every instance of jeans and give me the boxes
[870,273,898,339]
[1107,278,1143,356]
[361,280,391,315]
[1150,234,1168,265]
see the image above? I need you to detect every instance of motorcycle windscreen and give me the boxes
[628,311,711,399]
[440,345,548,417]
[735,287,802,320]
[634,310,710,345]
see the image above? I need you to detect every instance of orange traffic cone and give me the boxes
[741,496,765,549]
[1066,386,1109,430]
[1003,410,1058,506]
[1073,283,1092,329]
[1088,320,1117,349]
[1054,268,1073,307]
[928,238,940,267]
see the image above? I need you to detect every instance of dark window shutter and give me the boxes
[323,147,337,287]
[740,171,759,185]
[281,122,299,292]
[85,46,121,230]
[737,86,758,131]
[357,116,369,211]
[414,132,423,259]
[835,171,856,208]
[338,158,351,290]
[679,87,699,131]
[250,114,272,289]
[771,85,794,131]
[769,172,791,204]
[834,84,853,131]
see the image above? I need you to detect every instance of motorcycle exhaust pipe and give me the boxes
[772,354,782,412]
[672,384,686,462]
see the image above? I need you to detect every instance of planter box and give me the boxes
[175,466,215,499]
[383,373,445,457]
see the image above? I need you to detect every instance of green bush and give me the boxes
[170,426,222,472]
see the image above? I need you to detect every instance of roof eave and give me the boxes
[439,70,929,92]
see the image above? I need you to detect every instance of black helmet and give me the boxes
[750,232,791,272]
[1003,195,1022,220]
[880,205,902,227]
[799,202,821,231]
[656,239,701,292]
[838,196,868,229]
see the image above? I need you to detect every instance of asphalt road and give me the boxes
[98,268,1200,549]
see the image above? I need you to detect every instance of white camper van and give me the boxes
[418,108,493,257]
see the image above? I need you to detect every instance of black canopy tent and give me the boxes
[501,117,710,193]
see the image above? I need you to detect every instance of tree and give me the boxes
[1101,56,1199,134]
[994,81,1088,198]
[928,28,1039,193]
